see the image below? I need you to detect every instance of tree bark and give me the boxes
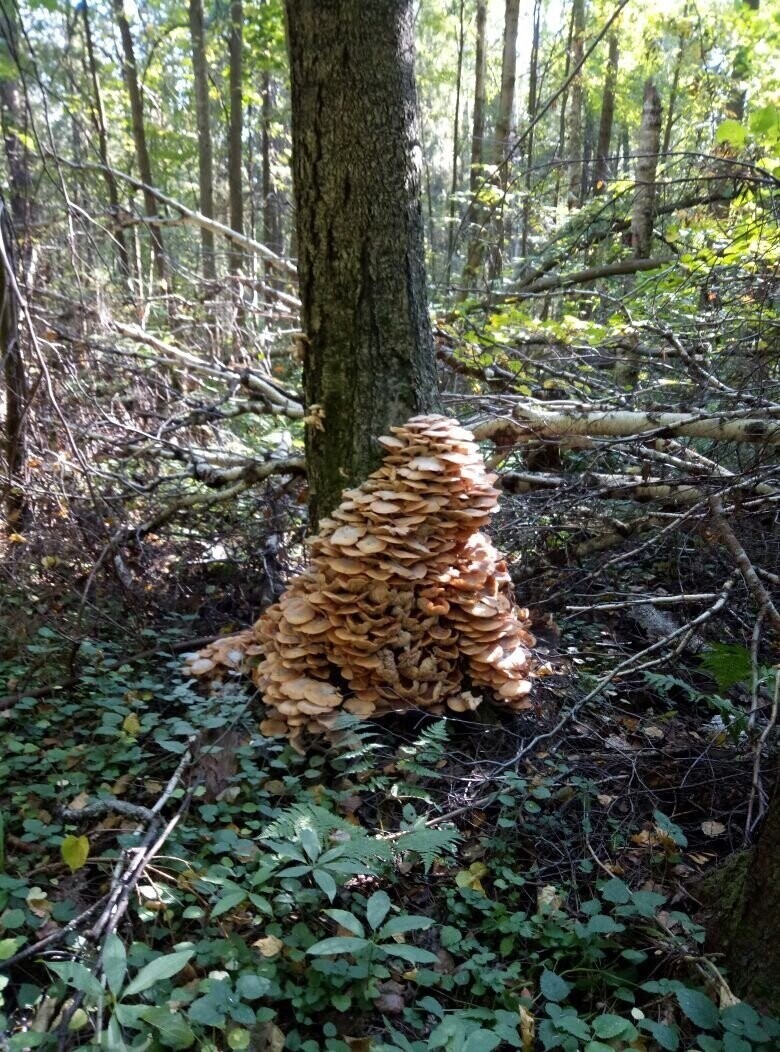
[188,0,216,285]
[0,202,26,532]
[490,0,520,276]
[468,0,487,200]
[112,0,167,286]
[521,0,541,257]
[285,0,441,527]
[592,32,618,193]
[631,81,662,259]
[228,0,243,272]
[461,0,518,290]
[703,761,780,1016]
[445,0,465,286]
[0,7,29,530]
[81,0,131,282]
[459,0,487,294]
[262,72,282,276]
[566,0,585,209]
[473,408,780,446]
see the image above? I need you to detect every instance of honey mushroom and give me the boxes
[185,414,535,748]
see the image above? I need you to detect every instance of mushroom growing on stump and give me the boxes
[186,415,535,748]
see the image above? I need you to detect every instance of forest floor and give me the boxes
[0,509,778,1052]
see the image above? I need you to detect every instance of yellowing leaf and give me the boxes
[253,934,283,957]
[455,862,487,894]
[67,791,90,811]
[8,533,27,543]
[122,713,141,737]
[701,820,726,837]
[61,834,90,873]
[26,886,52,918]
[519,1005,535,1052]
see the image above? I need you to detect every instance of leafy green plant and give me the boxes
[307,889,438,971]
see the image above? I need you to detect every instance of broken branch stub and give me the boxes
[186,415,535,747]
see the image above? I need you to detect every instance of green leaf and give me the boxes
[135,1005,193,1047]
[306,936,370,956]
[103,934,127,997]
[235,973,271,1000]
[299,826,321,862]
[48,960,103,1000]
[138,1006,196,1049]
[556,1013,591,1039]
[0,936,24,961]
[227,1028,251,1050]
[378,915,434,937]
[312,868,337,901]
[211,890,247,917]
[378,943,439,965]
[322,909,365,937]
[715,120,748,147]
[600,877,631,904]
[366,890,392,930]
[61,835,89,873]
[638,1019,680,1051]
[700,645,752,690]
[122,950,194,998]
[675,988,719,1030]
[540,969,572,1002]
[584,914,625,935]
[592,1014,635,1039]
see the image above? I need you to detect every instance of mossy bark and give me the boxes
[285,0,441,527]
[701,773,780,1015]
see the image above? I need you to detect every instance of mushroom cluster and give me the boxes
[186,415,535,746]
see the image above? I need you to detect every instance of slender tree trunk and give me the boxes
[553,3,576,209]
[445,0,465,286]
[592,32,619,193]
[262,71,282,290]
[285,0,441,527]
[459,0,487,294]
[81,0,131,282]
[461,0,518,290]
[228,0,243,276]
[490,0,520,276]
[188,0,216,286]
[112,0,167,286]
[631,81,662,260]
[0,7,29,530]
[566,0,585,209]
[617,80,662,387]
[0,201,25,532]
[726,0,760,122]
[469,0,486,199]
[662,27,686,156]
[521,0,541,257]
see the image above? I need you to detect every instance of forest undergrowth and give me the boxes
[1,494,777,1052]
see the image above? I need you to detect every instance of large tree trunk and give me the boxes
[285,0,441,527]
[703,763,780,1015]
[81,0,131,283]
[566,0,585,209]
[188,0,216,286]
[112,0,167,287]
[592,32,619,194]
[228,0,243,273]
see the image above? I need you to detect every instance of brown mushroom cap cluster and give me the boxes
[186,415,535,746]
